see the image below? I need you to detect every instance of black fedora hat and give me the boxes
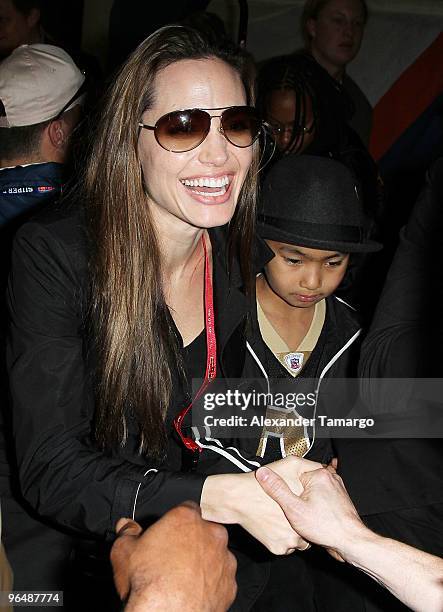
[257,155,382,253]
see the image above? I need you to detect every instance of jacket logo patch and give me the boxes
[284,352,304,372]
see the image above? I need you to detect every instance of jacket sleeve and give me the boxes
[358,160,443,426]
[359,159,443,380]
[6,220,206,540]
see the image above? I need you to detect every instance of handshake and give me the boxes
[111,457,443,612]
[112,457,366,611]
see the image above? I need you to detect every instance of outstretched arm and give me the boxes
[256,464,443,612]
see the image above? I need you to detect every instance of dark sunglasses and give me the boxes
[138,105,262,153]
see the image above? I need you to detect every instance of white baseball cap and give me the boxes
[0,43,85,128]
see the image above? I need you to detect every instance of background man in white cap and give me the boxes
[0,42,84,603]
[0,43,85,228]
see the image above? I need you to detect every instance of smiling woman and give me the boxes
[136,58,255,233]
[6,25,319,609]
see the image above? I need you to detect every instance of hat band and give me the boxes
[258,215,364,243]
[0,101,9,128]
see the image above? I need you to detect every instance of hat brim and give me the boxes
[257,222,383,254]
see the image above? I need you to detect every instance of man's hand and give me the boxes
[111,502,237,612]
[255,463,367,559]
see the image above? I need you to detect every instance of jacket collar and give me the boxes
[0,161,64,182]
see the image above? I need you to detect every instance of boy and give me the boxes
[254,155,381,462]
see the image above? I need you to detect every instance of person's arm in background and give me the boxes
[111,502,236,612]
[356,158,443,447]
[359,157,443,383]
[256,464,443,612]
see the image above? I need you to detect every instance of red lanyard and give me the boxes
[173,234,217,455]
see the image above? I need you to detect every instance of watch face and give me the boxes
[284,352,304,372]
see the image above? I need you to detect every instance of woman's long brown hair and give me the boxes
[85,26,259,458]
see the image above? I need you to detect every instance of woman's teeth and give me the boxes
[181,176,230,188]
[180,175,230,198]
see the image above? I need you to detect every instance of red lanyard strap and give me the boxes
[202,233,217,382]
[173,233,217,454]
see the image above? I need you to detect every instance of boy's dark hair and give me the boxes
[0,121,49,163]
